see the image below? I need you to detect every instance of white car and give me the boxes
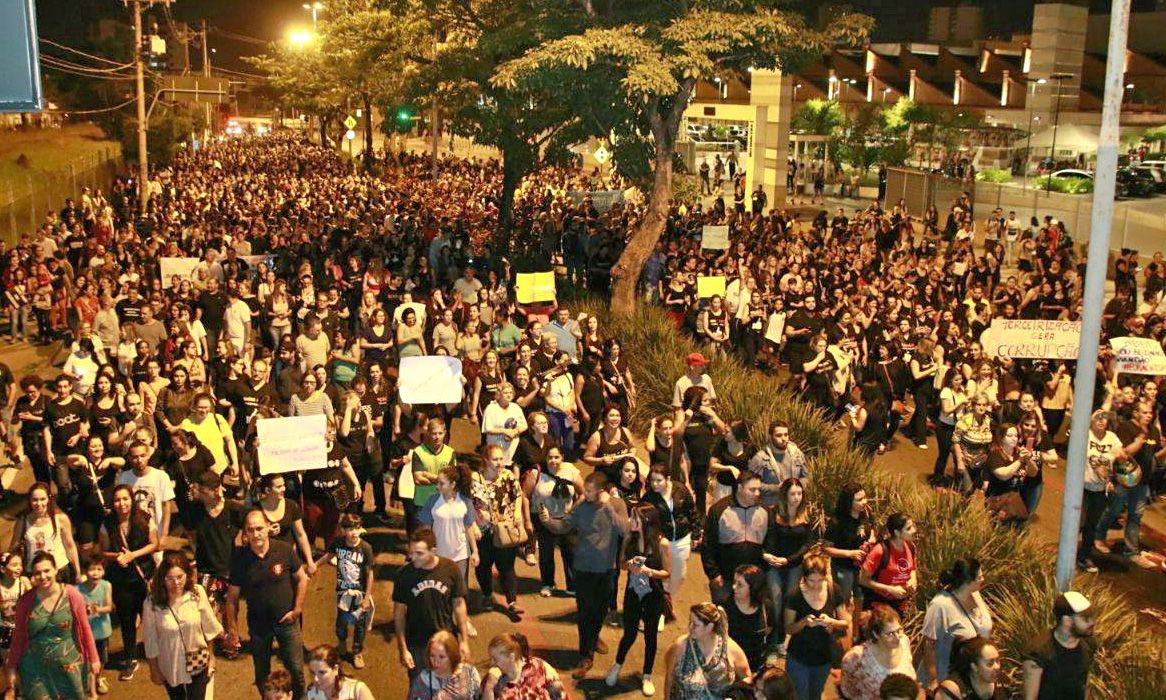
[1051,169,1093,180]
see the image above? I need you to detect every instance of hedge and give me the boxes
[574,299,1166,698]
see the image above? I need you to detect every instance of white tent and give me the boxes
[1026,124,1098,157]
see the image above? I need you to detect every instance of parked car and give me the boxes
[1117,167,1157,198]
[1051,169,1094,180]
[1135,164,1166,193]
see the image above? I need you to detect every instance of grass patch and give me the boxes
[576,299,1165,698]
[0,124,120,201]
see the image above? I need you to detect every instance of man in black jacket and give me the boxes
[702,471,768,607]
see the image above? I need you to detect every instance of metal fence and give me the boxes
[883,168,974,218]
[0,146,123,245]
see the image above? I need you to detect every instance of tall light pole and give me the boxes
[125,0,172,215]
[1021,77,1047,190]
[303,3,323,30]
[1046,71,1075,193]
[1055,0,1131,592]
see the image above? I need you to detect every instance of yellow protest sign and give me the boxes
[697,276,726,299]
[515,271,557,304]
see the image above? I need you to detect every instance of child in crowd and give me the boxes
[263,669,295,700]
[78,554,113,695]
[315,512,375,670]
[0,553,29,669]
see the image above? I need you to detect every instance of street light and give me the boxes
[288,29,314,49]
[302,2,324,30]
[1046,72,1074,193]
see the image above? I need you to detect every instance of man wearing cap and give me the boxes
[672,352,716,411]
[1021,591,1095,700]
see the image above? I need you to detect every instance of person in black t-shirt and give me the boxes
[197,279,228,360]
[392,526,470,681]
[1022,591,1095,700]
[184,470,244,657]
[226,510,309,699]
[44,375,89,497]
[11,375,50,485]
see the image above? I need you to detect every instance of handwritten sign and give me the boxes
[398,355,464,405]
[980,319,1081,360]
[159,255,275,289]
[702,225,729,250]
[697,276,727,299]
[567,190,623,212]
[1111,336,1166,375]
[515,271,557,304]
[256,415,328,475]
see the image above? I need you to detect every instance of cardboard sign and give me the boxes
[256,415,328,475]
[515,272,557,304]
[981,319,1081,360]
[398,355,464,405]
[702,225,729,250]
[697,276,727,299]
[159,255,275,289]
[1111,336,1166,375]
[567,190,623,212]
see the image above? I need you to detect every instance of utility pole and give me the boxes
[1045,72,1074,193]
[1055,0,1131,592]
[126,0,172,216]
[201,19,212,142]
[430,29,440,180]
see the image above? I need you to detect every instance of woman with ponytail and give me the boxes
[919,558,993,691]
[662,602,750,700]
[418,460,481,630]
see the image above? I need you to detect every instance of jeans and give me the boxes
[832,565,862,608]
[932,422,955,479]
[615,586,664,675]
[546,409,575,456]
[112,580,148,663]
[536,522,574,591]
[406,642,429,682]
[1021,481,1044,520]
[907,389,932,446]
[1078,489,1110,563]
[1095,482,1150,554]
[8,305,28,340]
[476,534,519,604]
[574,569,613,658]
[786,656,830,700]
[765,566,802,648]
[249,619,306,700]
[336,607,368,653]
[165,670,210,700]
[666,536,691,595]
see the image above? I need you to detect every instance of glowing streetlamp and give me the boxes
[288,29,315,49]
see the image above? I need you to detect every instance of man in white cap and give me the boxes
[1021,591,1095,700]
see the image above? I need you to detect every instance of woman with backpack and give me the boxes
[857,513,917,618]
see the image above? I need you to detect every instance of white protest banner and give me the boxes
[702,225,729,250]
[159,255,276,288]
[980,319,1081,360]
[1111,336,1166,375]
[567,190,624,212]
[398,355,464,404]
[257,414,328,475]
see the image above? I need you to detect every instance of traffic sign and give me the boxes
[593,145,610,164]
[345,129,356,141]
[343,115,357,130]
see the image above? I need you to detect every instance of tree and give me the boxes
[792,98,843,136]
[832,103,882,173]
[494,4,871,313]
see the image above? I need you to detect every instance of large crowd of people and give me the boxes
[0,130,1159,700]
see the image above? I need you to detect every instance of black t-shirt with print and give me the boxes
[391,557,466,648]
[304,444,347,503]
[229,539,303,629]
[13,394,46,440]
[45,397,87,453]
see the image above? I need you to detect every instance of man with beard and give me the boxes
[784,295,822,373]
[1021,592,1095,700]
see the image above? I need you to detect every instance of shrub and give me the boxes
[1033,175,1094,194]
[577,300,1161,699]
[975,168,1012,184]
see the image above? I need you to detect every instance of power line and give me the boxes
[212,65,267,80]
[49,98,137,115]
[39,38,134,69]
[207,26,270,46]
[41,57,137,81]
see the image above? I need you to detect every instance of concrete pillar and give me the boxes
[749,69,793,207]
[1028,3,1087,124]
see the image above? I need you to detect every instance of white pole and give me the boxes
[1055,0,1131,592]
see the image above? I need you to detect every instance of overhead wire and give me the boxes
[39,38,134,69]
[40,57,137,81]
[47,98,137,115]
[39,53,136,75]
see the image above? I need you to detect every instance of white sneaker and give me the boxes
[642,678,656,696]
[540,586,553,597]
[1130,552,1158,569]
[467,620,479,638]
[605,663,621,687]
[657,616,665,632]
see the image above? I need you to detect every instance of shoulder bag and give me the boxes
[168,593,211,677]
[492,479,528,549]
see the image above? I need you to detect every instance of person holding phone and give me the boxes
[784,553,849,700]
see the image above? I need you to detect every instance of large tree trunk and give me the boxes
[610,84,691,315]
[496,148,521,252]
[362,92,374,166]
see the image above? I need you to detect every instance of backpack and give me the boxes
[871,538,917,582]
